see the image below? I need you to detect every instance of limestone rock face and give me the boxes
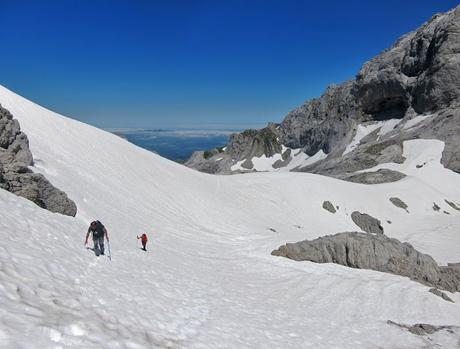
[186,5,460,177]
[0,104,77,216]
[271,232,460,292]
[278,82,359,155]
[185,123,282,174]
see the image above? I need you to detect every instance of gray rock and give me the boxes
[387,320,458,336]
[445,199,460,211]
[241,158,254,170]
[389,197,409,212]
[278,82,358,155]
[271,232,460,291]
[322,201,336,214]
[433,202,441,211]
[439,264,460,292]
[342,169,406,184]
[0,104,77,216]
[429,288,454,303]
[351,211,384,234]
[227,124,282,160]
[273,149,292,169]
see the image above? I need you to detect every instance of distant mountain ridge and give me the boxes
[186,4,460,182]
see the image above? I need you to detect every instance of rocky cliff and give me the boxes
[186,5,460,181]
[0,104,77,216]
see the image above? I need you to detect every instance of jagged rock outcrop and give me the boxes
[271,232,460,292]
[0,104,77,216]
[186,5,460,178]
[185,123,283,174]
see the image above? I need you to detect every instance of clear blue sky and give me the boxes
[0,0,458,129]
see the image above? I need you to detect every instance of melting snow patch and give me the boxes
[403,114,433,130]
[231,147,326,172]
[344,122,383,155]
[378,119,403,137]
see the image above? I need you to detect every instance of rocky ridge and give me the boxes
[185,5,460,181]
[0,104,77,216]
[271,232,460,293]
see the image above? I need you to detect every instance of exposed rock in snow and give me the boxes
[272,232,460,292]
[322,201,336,214]
[351,211,384,234]
[445,199,460,211]
[390,197,409,212]
[0,104,76,216]
[387,320,459,336]
[342,169,406,184]
[429,288,454,303]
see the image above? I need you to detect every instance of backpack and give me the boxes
[91,220,105,238]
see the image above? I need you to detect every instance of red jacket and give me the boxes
[138,234,148,243]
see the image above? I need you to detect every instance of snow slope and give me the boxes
[1,84,460,348]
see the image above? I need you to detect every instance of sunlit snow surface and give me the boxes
[1,85,460,348]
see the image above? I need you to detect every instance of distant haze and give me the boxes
[111,128,236,163]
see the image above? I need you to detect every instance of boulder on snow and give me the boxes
[322,201,336,214]
[343,169,406,184]
[271,232,460,292]
[351,211,384,234]
[0,104,77,216]
[389,197,409,212]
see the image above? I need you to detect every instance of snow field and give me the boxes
[0,85,460,348]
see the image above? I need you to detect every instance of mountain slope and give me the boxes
[186,4,460,178]
[0,84,460,348]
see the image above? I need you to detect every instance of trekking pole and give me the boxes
[108,241,112,261]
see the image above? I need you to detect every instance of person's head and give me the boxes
[90,221,97,230]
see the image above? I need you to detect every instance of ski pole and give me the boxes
[108,241,112,261]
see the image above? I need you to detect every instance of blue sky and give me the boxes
[0,0,458,129]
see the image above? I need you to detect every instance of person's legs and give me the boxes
[142,241,147,251]
[93,238,100,256]
[99,236,105,255]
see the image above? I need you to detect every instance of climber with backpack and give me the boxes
[85,220,109,256]
[137,233,148,251]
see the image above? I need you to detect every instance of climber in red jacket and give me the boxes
[137,233,148,251]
